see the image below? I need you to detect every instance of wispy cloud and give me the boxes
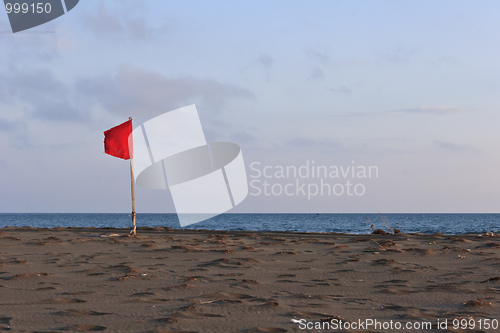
[385,106,472,115]
[376,42,419,64]
[286,136,343,150]
[0,69,90,122]
[433,140,475,153]
[0,118,26,132]
[0,29,59,63]
[231,131,257,143]
[76,65,253,118]
[305,48,330,64]
[256,54,273,81]
[332,106,472,117]
[256,54,273,69]
[329,86,351,95]
[0,117,32,149]
[309,68,324,80]
[83,2,122,34]
[81,1,173,42]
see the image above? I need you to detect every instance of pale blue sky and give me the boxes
[1,1,500,213]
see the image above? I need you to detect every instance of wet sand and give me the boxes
[0,227,499,332]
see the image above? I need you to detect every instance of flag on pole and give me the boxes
[104,118,137,236]
[104,119,133,160]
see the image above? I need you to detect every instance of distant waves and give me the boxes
[1,213,499,235]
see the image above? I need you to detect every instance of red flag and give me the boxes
[104,119,133,160]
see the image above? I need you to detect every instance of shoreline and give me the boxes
[1,225,497,236]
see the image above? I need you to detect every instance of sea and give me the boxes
[0,213,499,235]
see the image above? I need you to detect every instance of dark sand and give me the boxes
[0,227,499,332]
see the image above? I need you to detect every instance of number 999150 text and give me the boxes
[5,2,52,14]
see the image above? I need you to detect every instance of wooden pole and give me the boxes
[129,117,136,236]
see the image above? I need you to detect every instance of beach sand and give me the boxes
[0,227,499,332]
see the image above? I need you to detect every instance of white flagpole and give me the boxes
[129,117,136,236]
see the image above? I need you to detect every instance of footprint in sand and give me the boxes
[2,272,50,280]
[63,324,107,331]
[126,298,168,303]
[34,286,57,291]
[210,292,254,298]
[147,329,199,333]
[40,298,86,304]
[372,258,398,265]
[175,312,224,319]
[59,291,96,296]
[129,292,157,297]
[54,309,109,316]
[0,317,11,330]
[153,316,178,323]
[247,328,287,333]
[376,288,415,295]
[163,284,193,291]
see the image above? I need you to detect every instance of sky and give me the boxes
[1,0,500,214]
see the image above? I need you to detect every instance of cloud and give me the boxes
[231,131,257,143]
[83,2,122,34]
[0,68,89,122]
[386,106,471,115]
[0,8,65,63]
[332,106,472,118]
[286,136,343,150]
[305,49,330,64]
[377,42,419,64]
[81,1,173,42]
[256,54,273,69]
[0,117,32,148]
[0,31,59,63]
[126,17,158,41]
[0,118,26,132]
[433,140,475,153]
[309,68,324,80]
[0,80,7,103]
[256,54,273,81]
[329,86,351,94]
[76,65,253,118]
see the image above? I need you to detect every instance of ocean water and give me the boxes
[0,213,499,234]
